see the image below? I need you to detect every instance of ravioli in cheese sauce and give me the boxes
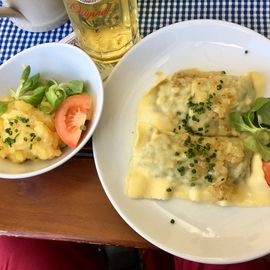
[137,69,256,136]
[126,69,270,206]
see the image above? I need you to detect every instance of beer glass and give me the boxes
[63,0,140,63]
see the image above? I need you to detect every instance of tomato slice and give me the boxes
[262,161,270,186]
[54,95,92,148]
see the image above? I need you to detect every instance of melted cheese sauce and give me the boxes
[228,154,270,206]
[249,71,265,97]
[128,153,270,206]
[126,69,270,207]
[175,154,270,206]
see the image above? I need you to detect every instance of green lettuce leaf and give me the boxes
[229,97,270,161]
[20,86,46,106]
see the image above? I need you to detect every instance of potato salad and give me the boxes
[0,65,92,163]
[0,99,61,163]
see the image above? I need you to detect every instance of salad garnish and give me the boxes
[230,97,270,161]
[4,65,85,114]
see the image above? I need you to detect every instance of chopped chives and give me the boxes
[186,148,195,158]
[170,219,175,224]
[177,166,186,176]
[205,174,213,182]
[80,125,86,131]
[216,84,222,90]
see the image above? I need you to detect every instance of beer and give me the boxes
[63,0,140,63]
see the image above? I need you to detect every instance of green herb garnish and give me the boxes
[186,148,195,158]
[177,166,186,176]
[10,65,85,113]
[4,137,15,147]
[5,128,12,135]
[0,102,9,116]
[19,117,29,123]
[80,125,86,131]
[229,97,270,161]
[205,174,213,182]
[208,163,216,171]
[20,86,46,106]
[191,115,200,122]
[216,84,222,90]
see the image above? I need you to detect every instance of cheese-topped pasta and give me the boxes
[137,69,256,136]
[126,123,251,203]
[125,69,264,206]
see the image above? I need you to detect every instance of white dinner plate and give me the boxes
[93,20,270,264]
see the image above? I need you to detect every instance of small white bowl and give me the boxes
[0,43,103,179]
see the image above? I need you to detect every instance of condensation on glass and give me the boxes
[63,0,140,63]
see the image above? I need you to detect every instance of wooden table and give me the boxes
[0,156,154,249]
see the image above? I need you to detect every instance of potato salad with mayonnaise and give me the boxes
[0,99,61,163]
[0,65,92,163]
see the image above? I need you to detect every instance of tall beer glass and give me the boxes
[63,0,140,63]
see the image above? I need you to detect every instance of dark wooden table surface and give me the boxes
[0,156,154,248]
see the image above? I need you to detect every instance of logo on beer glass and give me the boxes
[68,1,121,29]
[68,1,113,19]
